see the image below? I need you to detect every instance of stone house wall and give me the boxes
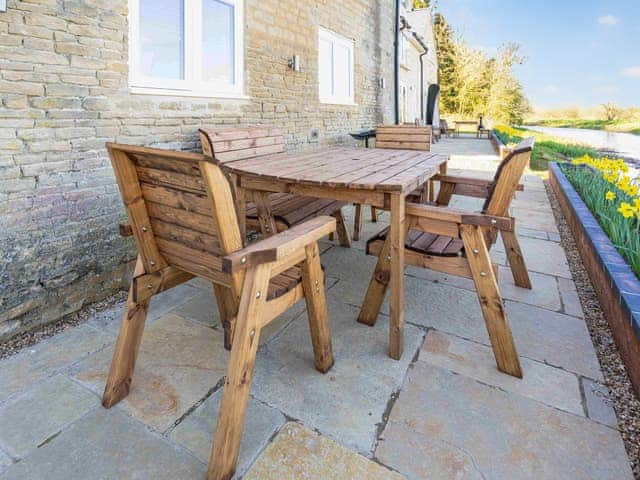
[0,0,433,339]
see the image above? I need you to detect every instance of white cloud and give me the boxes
[597,14,620,26]
[621,66,640,78]
[544,84,559,94]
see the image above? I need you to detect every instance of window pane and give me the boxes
[202,0,235,84]
[139,0,184,79]
[333,43,350,100]
[318,37,333,99]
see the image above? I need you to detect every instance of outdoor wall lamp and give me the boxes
[288,55,301,72]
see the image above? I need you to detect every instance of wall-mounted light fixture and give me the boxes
[0,0,6,12]
[288,55,301,72]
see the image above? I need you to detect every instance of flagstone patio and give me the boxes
[0,138,633,479]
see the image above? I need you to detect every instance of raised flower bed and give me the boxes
[549,158,640,394]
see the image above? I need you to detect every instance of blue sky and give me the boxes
[435,0,640,109]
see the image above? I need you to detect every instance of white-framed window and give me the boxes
[129,0,244,98]
[318,27,355,105]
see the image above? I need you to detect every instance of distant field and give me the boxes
[526,118,640,135]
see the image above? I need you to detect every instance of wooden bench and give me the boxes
[353,125,434,240]
[103,143,336,480]
[361,138,535,378]
[477,128,491,139]
[199,126,351,247]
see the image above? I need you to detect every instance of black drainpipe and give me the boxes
[412,32,429,123]
[394,0,401,125]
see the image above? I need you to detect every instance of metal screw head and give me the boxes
[472,249,479,254]
[480,271,487,277]
[150,260,156,266]
[147,283,153,290]
[250,329,255,338]
[256,291,261,299]
[240,257,247,264]
[386,255,392,261]
[490,219,497,225]
[141,226,148,232]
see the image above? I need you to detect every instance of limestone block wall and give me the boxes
[0,0,398,339]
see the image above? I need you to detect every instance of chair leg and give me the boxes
[332,210,352,248]
[501,229,532,289]
[353,204,363,241]
[301,241,334,372]
[357,233,391,327]
[212,284,239,351]
[370,206,378,222]
[460,225,523,378]
[103,256,151,408]
[207,264,271,480]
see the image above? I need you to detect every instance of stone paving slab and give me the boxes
[0,324,111,403]
[583,378,619,428]
[420,331,583,416]
[399,276,603,380]
[376,364,632,480]
[169,391,285,477]
[245,422,404,480]
[0,409,205,480]
[87,283,201,334]
[251,294,424,453]
[70,314,228,432]
[493,235,571,278]
[558,276,584,317]
[0,450,11,474]
[0,375,97,458]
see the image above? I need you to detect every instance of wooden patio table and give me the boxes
[222,145,448,359]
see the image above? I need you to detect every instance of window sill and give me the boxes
[130,86,250,100]
[319,99,358,107]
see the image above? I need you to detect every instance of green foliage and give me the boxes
[413,0,430,8]
[560,163,640,278]
[493,125,600,171]
[434,14,530,125]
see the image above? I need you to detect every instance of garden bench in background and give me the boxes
[103,143,336,480]
[360,137,535,377]
[199,126,351,247]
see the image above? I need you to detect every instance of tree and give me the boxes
[413,0,430,8]
[601,102,620,121]
[434,14,530,125]
[433,13,458,114]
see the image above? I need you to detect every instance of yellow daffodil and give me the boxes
[618,202,636,219]
[634,198,640,210]
[605,191,616,201]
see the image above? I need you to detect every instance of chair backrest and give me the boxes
[375,125,431,151]
[199,126,285,163]
[482,137,535,217]
[106,143,243,286]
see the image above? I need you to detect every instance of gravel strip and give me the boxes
[545,180,640,478]
[0,289,127,361]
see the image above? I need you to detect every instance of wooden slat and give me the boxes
[150,218,221,254]
[141,183,213,216]
[147,202,217,235]
[137,166,206,194]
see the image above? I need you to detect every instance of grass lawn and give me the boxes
[493,125,601,171]
[527,118,640,135]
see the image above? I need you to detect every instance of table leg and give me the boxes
[253,191,277,237]
[389,193,406,360]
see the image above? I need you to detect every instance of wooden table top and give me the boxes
[223,146,447,194]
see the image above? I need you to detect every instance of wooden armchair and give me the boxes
[199,126,351,247]
[359,138,535,378]
[103,143,336,480]
[353,125,434,240]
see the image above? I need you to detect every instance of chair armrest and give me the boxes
[434,174,492,187]
[223,216,336,273]
[405,203,513,230]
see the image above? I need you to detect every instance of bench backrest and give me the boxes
[482,137,534,217]
[199,126,285,163]
[106,143,243,286]
[375,125,431,151]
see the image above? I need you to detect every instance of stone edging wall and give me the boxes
[549,162,640,395]
[489,130,512,159]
